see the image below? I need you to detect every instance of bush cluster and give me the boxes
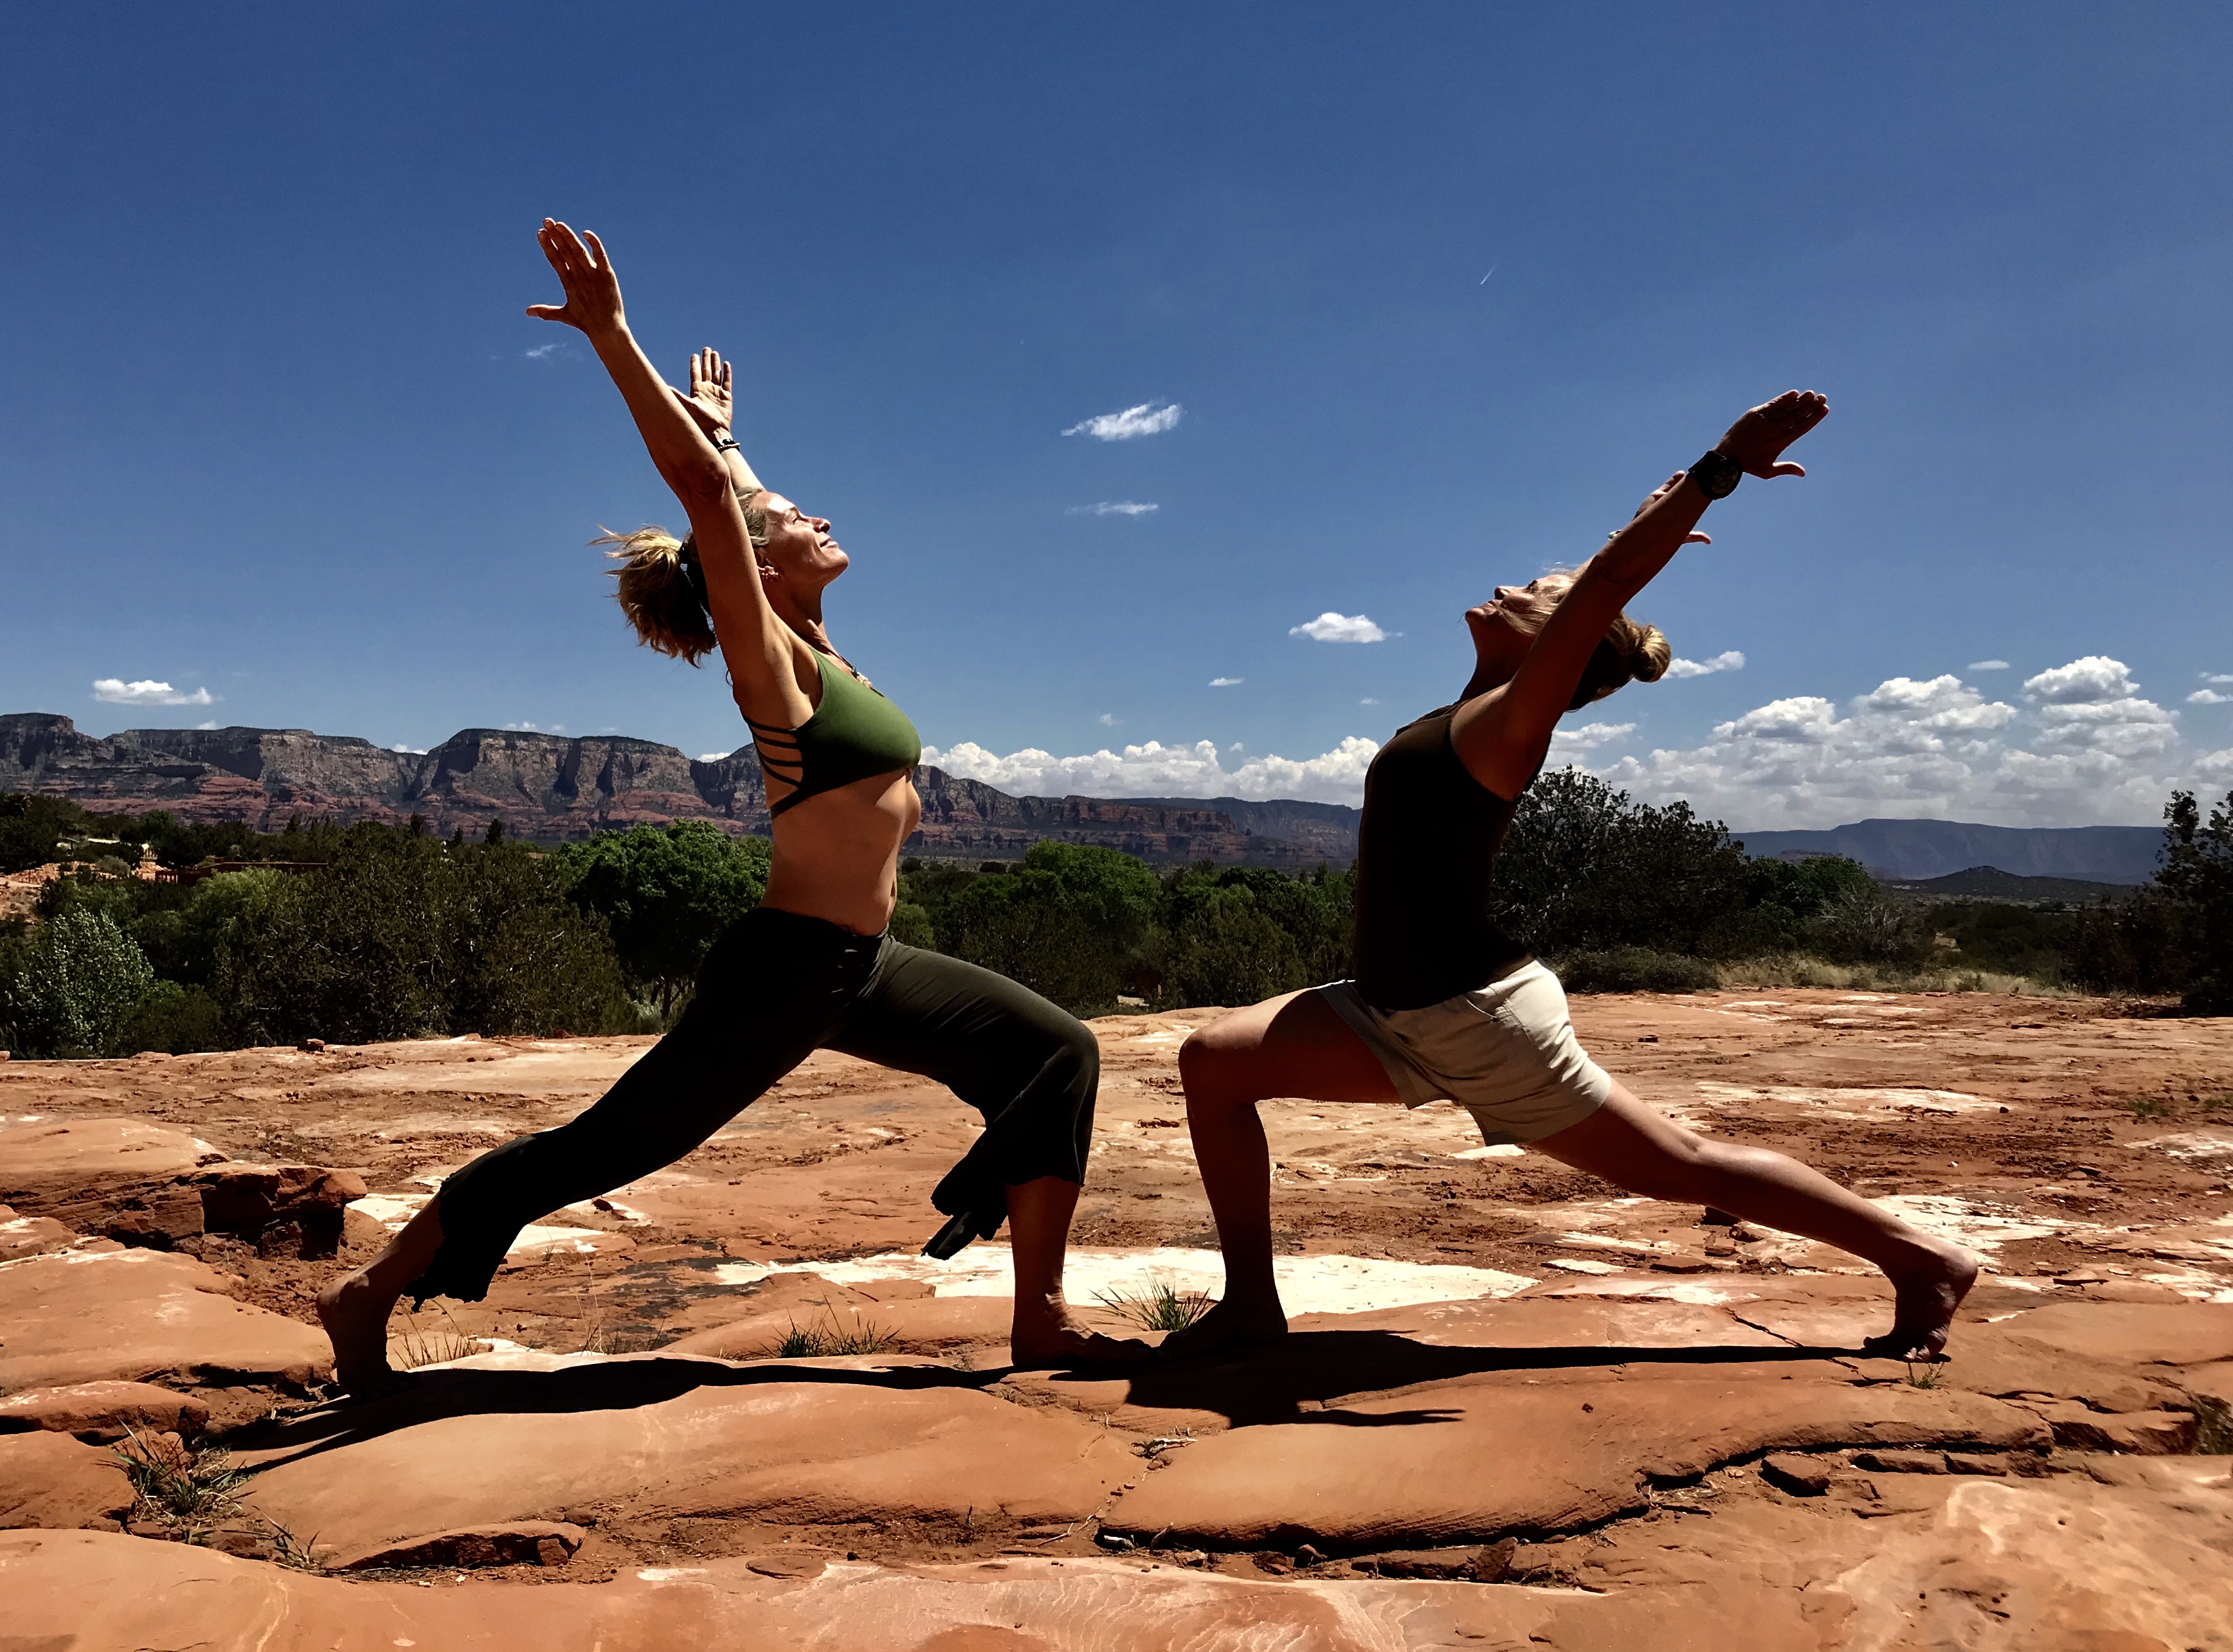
[2064,788,2233,1010]
[10,771,2229,1055]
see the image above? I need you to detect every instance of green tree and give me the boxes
[2156,787,2233,1010]
[0,907,154,1056]
[557,822,771,1015]
[1493,769,1756,958]
[937,841,1164,1012]
[1160,863,1353,1007]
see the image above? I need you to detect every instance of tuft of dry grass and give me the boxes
[387,1304,487,1370]
[1712,953,2068,996]
[1093,1277,1213,1333]
[759,1298,900,1359]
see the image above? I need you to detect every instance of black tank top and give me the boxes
[1352,704,1530,1010]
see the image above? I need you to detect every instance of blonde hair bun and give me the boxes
[593,525,717,665]
[1631,622,1673,685]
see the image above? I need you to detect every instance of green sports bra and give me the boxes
[747,647,923,818]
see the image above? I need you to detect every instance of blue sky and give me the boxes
[4,3,2229,827]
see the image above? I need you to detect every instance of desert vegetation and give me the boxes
[2,774,2228,1057]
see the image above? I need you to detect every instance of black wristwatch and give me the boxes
[1688,449,1742,500]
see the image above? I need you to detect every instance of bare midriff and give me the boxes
[759,767,923,936]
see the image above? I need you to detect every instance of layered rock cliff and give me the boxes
[0,714,1359,866]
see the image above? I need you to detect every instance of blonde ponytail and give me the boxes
[593,526,718,665]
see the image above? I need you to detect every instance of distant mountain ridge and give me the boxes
[1732,817,2163,885]
[0,713,1335,866]
[5,712,2173,884]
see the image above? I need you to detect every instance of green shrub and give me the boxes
[557,822,770,1016]
[0,907,155,1056]
[1551,947,1720,994]
[108,980,227,1055]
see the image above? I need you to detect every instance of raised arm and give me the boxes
[528,220,811,729]
[1451,390,1827,796]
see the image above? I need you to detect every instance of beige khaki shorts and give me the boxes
[1314,960,1612,1147]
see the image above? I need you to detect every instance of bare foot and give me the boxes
[315,1271,410,1399]
[1158,1295,1289,1360]
[1864,1239,1981,1361]
[1009,1302,1152,1369]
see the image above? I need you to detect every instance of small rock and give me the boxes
[745,1552,831,1579]
[332,1521,585,1572]
[1761,1453,1834,1496]
[297,1039,326,1054]
[1636,1034,1658,1043]
[1704,1238,1738,1257]
[1096,1532,1134,1552]
[1250,1550,1293,1575]
[1944,1453,2011,1476]
[127,1520,178,1540]
[1853,1450,1949,1475]
[206,1529,271,1559]
[1700,1208,1737,1226]
[1358,1540,1515,1582]
[1294,1543,1326,1567]
[0,1432,138,1529]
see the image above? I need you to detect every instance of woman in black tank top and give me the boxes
[1168,391,1980,1365]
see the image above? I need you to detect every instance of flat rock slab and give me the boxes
[0,1432,135,1528]
[237,1357,1141,1554]
[0,1380,210,1441]
[0,1118,224,1203]
[0,1246,330,1391]
[1995,1299,2233,1366]
[1105,1378,2045,1550]
[0,1531,1673,1652]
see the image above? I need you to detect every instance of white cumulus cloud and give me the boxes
[1098,713,1121,727]
[2205,672,2233,685]
[1551,721,1636,753]
[1062,402,1182,441]
[922,736,1382,805]
[92,679,213,706]
[1969,660,2011,672]
[1067,501,1159,517]
[1593,655,2223,828]
[1290,612,1387,644]
[503,721,565,733]
[1208,677,1243,688]
[2191,690,2230,706]
[1664,651,1746,679]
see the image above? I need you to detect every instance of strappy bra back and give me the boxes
[746,647,923,818]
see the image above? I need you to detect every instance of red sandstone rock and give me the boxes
[1103,1381,2045,1550]
[237,1370,1140,1556]
[0,1118,225,1203]
[1999,1301,2233,1367]
[0,1433,136,1529]
[0,1381,209,1442]
[2036,1404,2198,1455]
[331,1520,585,1571]
[0,1204,77,1261]
[0,1248,330,1391]
[1761,1452,1835,1495]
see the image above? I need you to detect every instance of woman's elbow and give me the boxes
[660,453,732,509]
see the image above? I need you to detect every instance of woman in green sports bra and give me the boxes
[317,220,1143,1394]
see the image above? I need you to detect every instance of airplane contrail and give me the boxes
[1478,264,1497,285]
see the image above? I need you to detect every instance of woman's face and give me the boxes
[1463,578,1553,679]
[757,492,850,589]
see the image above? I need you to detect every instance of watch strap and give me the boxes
[1688,449,1742,500]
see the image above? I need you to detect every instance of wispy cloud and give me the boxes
[503,720,565,733]
[1969,660,2011,672]
[1098,712,1121,727]
[2191,690,2230,706]
[1290,612,1387,644]
[1361,697,1380,705]
[1209,676,1243,688]
[92,678,213,706]
[197,720,220,731]
[698,751,734,760]
[1663,650,1746,679]
[1062,401,1182,441]
[392,743,427,754]
[525,341,565,360]
[1067,501,1159,517]
[2205,672,2233,685]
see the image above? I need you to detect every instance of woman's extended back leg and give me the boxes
[1168,989,1402,1354]
[1530,1083,1979,1357]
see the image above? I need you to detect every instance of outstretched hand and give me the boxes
[671,347,734,438]
[526,219,625,338]
[1715,389,1829,479]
